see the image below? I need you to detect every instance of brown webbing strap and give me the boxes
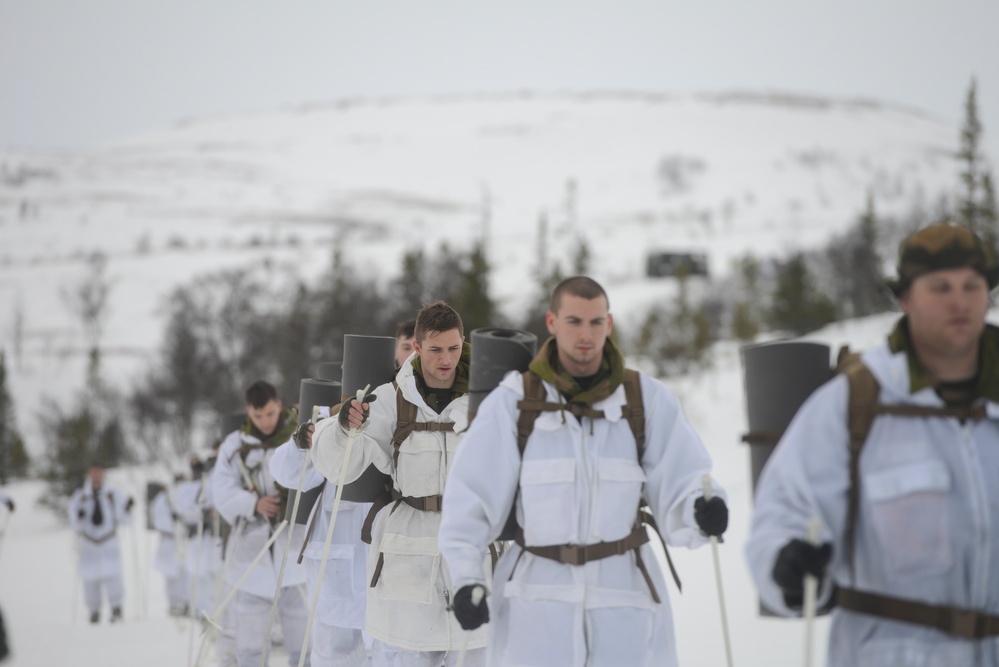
[513,525,649,565]
[296,484,327,564]
[513,525,662,601]
[639,507,682,593]
[516,371,554,454]
[622,369,645,458]
[391,385,455,467]
[360,489,394,545]
[391,489,443,512]
[370,552,384,588]
[838,587,999,639]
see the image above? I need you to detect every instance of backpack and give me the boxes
[504,368,682,593]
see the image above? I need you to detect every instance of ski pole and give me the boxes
[455,585,485,667]
[129,499,146,620]
[701,475,734,667]
[188,480,207,667]
[803,516,822,667]
[298,385,370,667]
[259,442,313,667]
[195,520,286,667]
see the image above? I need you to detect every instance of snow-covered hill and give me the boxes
[0,91,964,450]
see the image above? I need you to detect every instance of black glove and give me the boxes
[772,538,833,609]
[694,496,728,537]
[4,498,13,512]
[294,422,314,450]
[124,497,135,513]
[337,394,377,430]
[452,585,489,631]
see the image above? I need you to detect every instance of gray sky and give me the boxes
[2,0,998,155]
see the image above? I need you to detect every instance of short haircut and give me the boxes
[395,319,416,339]
[549,276,610,313]
[245,380,279,409]
[414,301,464,342]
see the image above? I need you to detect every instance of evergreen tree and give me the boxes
[956,78,997,254]
[730,255,761,341]
[633,265,714,376]
[768,253,838,335]
[0,352,29,482]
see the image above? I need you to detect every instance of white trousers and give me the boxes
[311,624,367,667]
[235,587,311,667]
[82,572,124,614]
[164,571,190,611]
[371,640,486,667]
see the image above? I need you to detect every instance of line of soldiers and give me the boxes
[66,220,999,667]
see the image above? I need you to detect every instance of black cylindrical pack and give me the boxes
[298,378,343,427]
[338,334,397,502]
[741,340,832,493]
[316,361,342,383]
[341,335,397,400]
[220,413,247,439]
[468,328,538,419]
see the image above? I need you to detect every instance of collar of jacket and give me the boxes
[886,316,999,403]
[408,341,471,403]
[528,336,625,407]
[240,407,298,449]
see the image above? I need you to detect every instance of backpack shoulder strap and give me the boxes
[839,354,879,574]
[392,382,419,466]
[622,369,645,461]
[516,371,548,455]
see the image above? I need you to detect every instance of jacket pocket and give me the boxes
[373,532,440,604]
[595,458,646,537]
[520,458,576,545]
[863,460,952,578]
[306,544,356,599]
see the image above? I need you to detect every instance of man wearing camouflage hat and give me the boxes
[746,222,999,665]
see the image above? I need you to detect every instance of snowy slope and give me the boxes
[0,92,964,453]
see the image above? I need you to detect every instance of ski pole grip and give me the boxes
[701,474,714,501]
[471,585,485,606]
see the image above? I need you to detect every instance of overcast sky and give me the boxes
[1,0,997,155]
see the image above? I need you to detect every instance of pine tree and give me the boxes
[768,253,838,335]
[956,78,997,254]
[0,352,29,482]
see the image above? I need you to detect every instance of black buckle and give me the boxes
[560,545,586,565]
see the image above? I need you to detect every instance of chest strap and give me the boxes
[838,587,999,639]
[391,489,443,512]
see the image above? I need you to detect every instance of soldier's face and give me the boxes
[395,335,415,368]
[901,267,989,361]
[413,329,464,389]
[247,399,283,436]
[546,295,613,377]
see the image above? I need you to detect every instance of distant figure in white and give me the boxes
[272,406,370,667]
[150,475,190,617]
[174,452,223,621]
[212,380,311,667]
[68,461,134,624]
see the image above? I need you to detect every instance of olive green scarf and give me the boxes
[411,342,471,410]
[528,336,626,407]
[241,407,299,448]
[887,316,999,404]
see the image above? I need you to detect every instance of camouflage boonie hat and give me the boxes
[888,222,999,296]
